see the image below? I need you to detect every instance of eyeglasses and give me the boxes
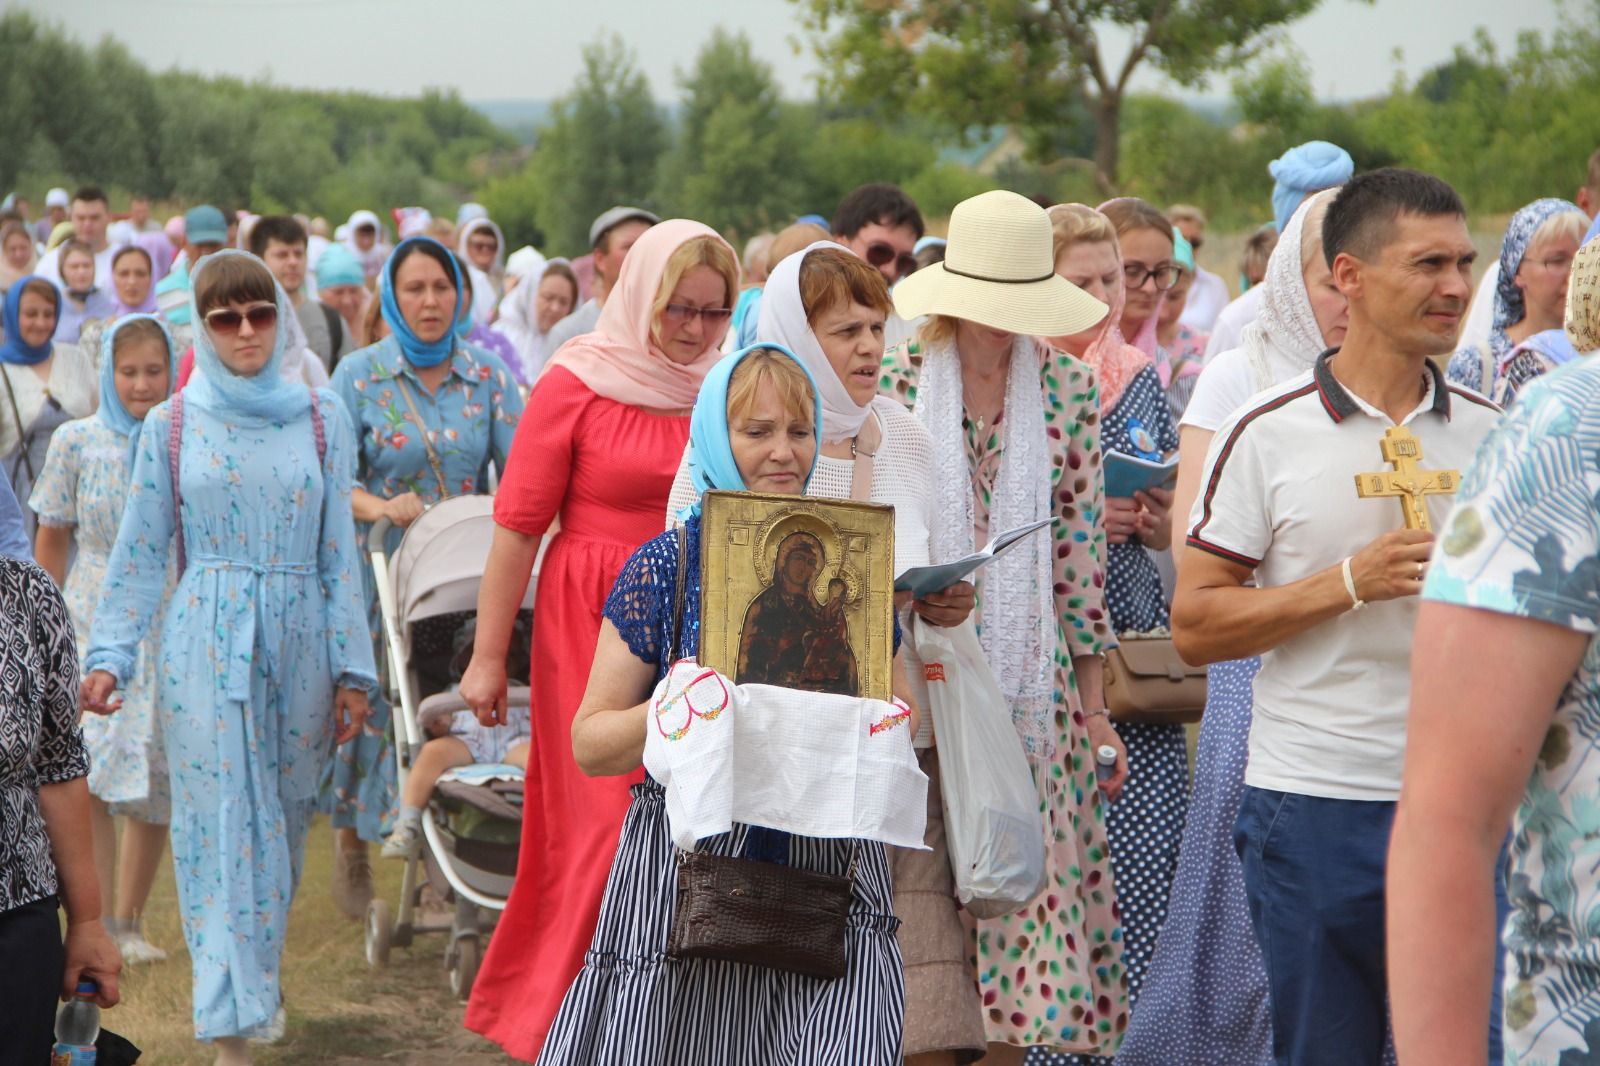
[1123,262,1182,291]
[865,241,919,281]
[204,304,278,335]
[662,304,733,326]
[1529,253,1576,275]
[1189,236,1205,251]
[467,237,499,253]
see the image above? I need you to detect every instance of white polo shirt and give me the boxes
[1186,351,1501,801]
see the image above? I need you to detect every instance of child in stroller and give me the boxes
[383,616,533,859]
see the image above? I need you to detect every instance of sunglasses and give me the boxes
[662,304,733,326]
[204,304,278,335]
[864,241,919,281]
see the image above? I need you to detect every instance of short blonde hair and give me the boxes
[1048,204,1118,262]
[726,346,816,429]
[1526,210,1591,262]
[766,222,832,276]
[1167,203,1208,228]
[653,234,740,321]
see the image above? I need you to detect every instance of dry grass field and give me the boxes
[98,820,518,1065]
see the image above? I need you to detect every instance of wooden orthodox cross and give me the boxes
[1353,425,1460,532]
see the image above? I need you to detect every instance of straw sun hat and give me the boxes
[893,189,1108,338]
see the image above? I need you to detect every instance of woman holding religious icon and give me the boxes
[664,241,984,1063]
[461,220,741,1062]
[882,189,1130,1063]
[538,342,911,1065]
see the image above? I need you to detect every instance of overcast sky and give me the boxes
[22,0,1567,105]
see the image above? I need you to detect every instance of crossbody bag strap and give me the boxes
[392,373,449,498]
[668,523,688,662]
[1,366,38,484]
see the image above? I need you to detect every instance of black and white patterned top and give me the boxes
[0,557,89,912]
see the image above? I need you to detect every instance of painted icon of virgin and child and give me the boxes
[735,529,861,696]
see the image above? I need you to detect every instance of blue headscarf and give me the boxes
[97,314,178,469]
[379,236,464,369]
[315,244,365,290]
[1501,213,1600,371]
[0,276,58,366]
[185,250,311,422]
[1492,198,1585,359]
[680,343,823,520]
[1269,141,1355,235]
[1172,230,1195,274]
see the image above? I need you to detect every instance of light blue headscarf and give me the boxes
[379,236,464,369]
[186,249,311,422]
[315,244,365,290]
[97,313,178,469]
[1172,230,1195,274]
[1269,141,1355,234]
[680,343,824,520]
[0,276,57,366]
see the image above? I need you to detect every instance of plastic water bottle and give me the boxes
[1095,744,1118,784]
[51,980,99,1065]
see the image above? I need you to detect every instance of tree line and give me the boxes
[6,4,1596,261]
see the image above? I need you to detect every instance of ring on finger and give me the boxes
[1416,561,1425,579]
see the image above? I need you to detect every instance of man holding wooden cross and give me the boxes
[1172,168,1503,1066]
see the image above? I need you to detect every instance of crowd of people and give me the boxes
[1,137,1599,1066]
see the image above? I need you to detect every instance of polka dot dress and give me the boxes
[1036,367,1190,1066]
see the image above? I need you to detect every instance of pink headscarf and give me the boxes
[1045,203,1151,414]
[541,219,734,410]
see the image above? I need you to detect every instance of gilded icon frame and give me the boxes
[698,490,895,702]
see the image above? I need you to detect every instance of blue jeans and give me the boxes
[1235,787,1507,1066]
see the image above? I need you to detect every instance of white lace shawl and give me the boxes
[1240,188,1338,394]
[914,335,1056,758]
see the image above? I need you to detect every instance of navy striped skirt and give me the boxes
[537,778,906,1065]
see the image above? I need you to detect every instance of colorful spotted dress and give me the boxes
[881,340,1129,1057]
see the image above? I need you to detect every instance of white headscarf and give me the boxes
[1238,187,1340,393]
[916,334,1057,759]
[457,218,506,326]
[496,255,568,384]
[757,240,874,444]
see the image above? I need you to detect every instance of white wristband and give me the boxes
[1341,556,1366,610]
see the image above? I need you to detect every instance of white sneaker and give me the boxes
[115,929,169,965]
[246,1006,286,1045]
[380,818,421,860]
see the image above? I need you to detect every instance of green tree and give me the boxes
[520,35,667,254]
[655,29,794,239]
[792,0,1341,189]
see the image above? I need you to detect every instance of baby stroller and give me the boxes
[364,495,538,998]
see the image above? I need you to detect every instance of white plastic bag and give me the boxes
[912,615,1047,919]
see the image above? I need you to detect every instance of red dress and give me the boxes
[465,367,690,1061]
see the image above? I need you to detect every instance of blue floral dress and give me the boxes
[326,337,522,841]
[30,417,174,820]
[84,389,375,1041]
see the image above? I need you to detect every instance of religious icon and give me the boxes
[1353,425,1460,532]
[699,490,895,701]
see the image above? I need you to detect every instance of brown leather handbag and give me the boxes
[1102,635,1207,725]
[666,847,856,979]
[660,524,855,980]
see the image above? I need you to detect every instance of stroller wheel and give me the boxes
[450,935,479,1000]
[365,898,393,968]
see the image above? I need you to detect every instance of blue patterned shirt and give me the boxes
[1425,356,1600,1061]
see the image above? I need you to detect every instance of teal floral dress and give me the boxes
[1425,359,1600,1065]
[881,340,1128,1057]
[83,389,375,1040]
[327,337,523,841]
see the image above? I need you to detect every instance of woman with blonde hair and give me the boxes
[462,221,741,1062]
[883,190,1129,1064]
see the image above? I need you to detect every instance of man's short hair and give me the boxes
[832,183,925,241]
[1322,167,1465,268]
[1167,203,1207,229]
[72,185,108,207]
[249,215,308,258]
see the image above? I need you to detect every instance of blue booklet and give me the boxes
[894,517,1056,599]
[1104,451,1179,499]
